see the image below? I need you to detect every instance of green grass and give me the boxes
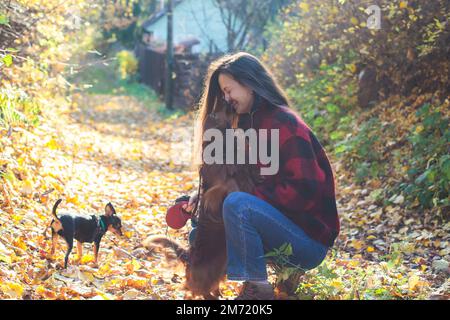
[268,243,431,300]
[0,88,40,128]
[69,61,185,119]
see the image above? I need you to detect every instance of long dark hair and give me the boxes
[194,52,290,165]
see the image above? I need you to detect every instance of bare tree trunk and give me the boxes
[165,0,174,110]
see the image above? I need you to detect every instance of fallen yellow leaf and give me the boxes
[131,259,141,271]
[415,125,424,133]
[66,195,80,206]
[13,237,27,251]
[45,138,60,150]
[329,276,343,288]
[351,240,365,250]
[349,260,360,268]
[408,274,420,291]
[124,231,133,238]
[348,64,357,73]
[12,214,22,223]
[80,254,95,264]
[1,282,24,299]
[35,285,57,299]
[21,179,34,196]
[97,262,111,275]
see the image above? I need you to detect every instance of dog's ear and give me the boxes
[105,203,116,216]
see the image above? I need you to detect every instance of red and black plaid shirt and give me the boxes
[238,103,340,247]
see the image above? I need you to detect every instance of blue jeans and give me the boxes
[190,191,329,281]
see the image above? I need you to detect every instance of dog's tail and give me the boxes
[142,235,189,264]
[52,199,62,219]
[43,199,63,238]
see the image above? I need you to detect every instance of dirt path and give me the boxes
[44,92,209,299]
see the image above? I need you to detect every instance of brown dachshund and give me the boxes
[145,103,259,299]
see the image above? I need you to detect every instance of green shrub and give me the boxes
[286,61,356,147]
[0,88,40,128]
[116,50,138,81]
[335,117,390,183]
[399,103,449,212]
[262,0,449,218]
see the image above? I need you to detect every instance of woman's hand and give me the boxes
[182,192,198,213]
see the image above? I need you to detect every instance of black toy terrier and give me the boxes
[49,199,123,268]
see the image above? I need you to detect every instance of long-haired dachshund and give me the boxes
[144,102,259,299]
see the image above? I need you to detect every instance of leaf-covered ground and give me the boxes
[0,90,192,299]
[0,68,448,300]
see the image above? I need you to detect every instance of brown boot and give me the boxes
[276,271,304,296]
[235,281,275,300]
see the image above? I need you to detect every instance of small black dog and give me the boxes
[49,199,123,268]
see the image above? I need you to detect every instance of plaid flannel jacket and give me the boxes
[238,102,340,247]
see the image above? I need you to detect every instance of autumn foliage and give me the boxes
[263,0,449,215]
[0,0,449,300]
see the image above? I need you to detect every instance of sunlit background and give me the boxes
[0,0,448,300]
